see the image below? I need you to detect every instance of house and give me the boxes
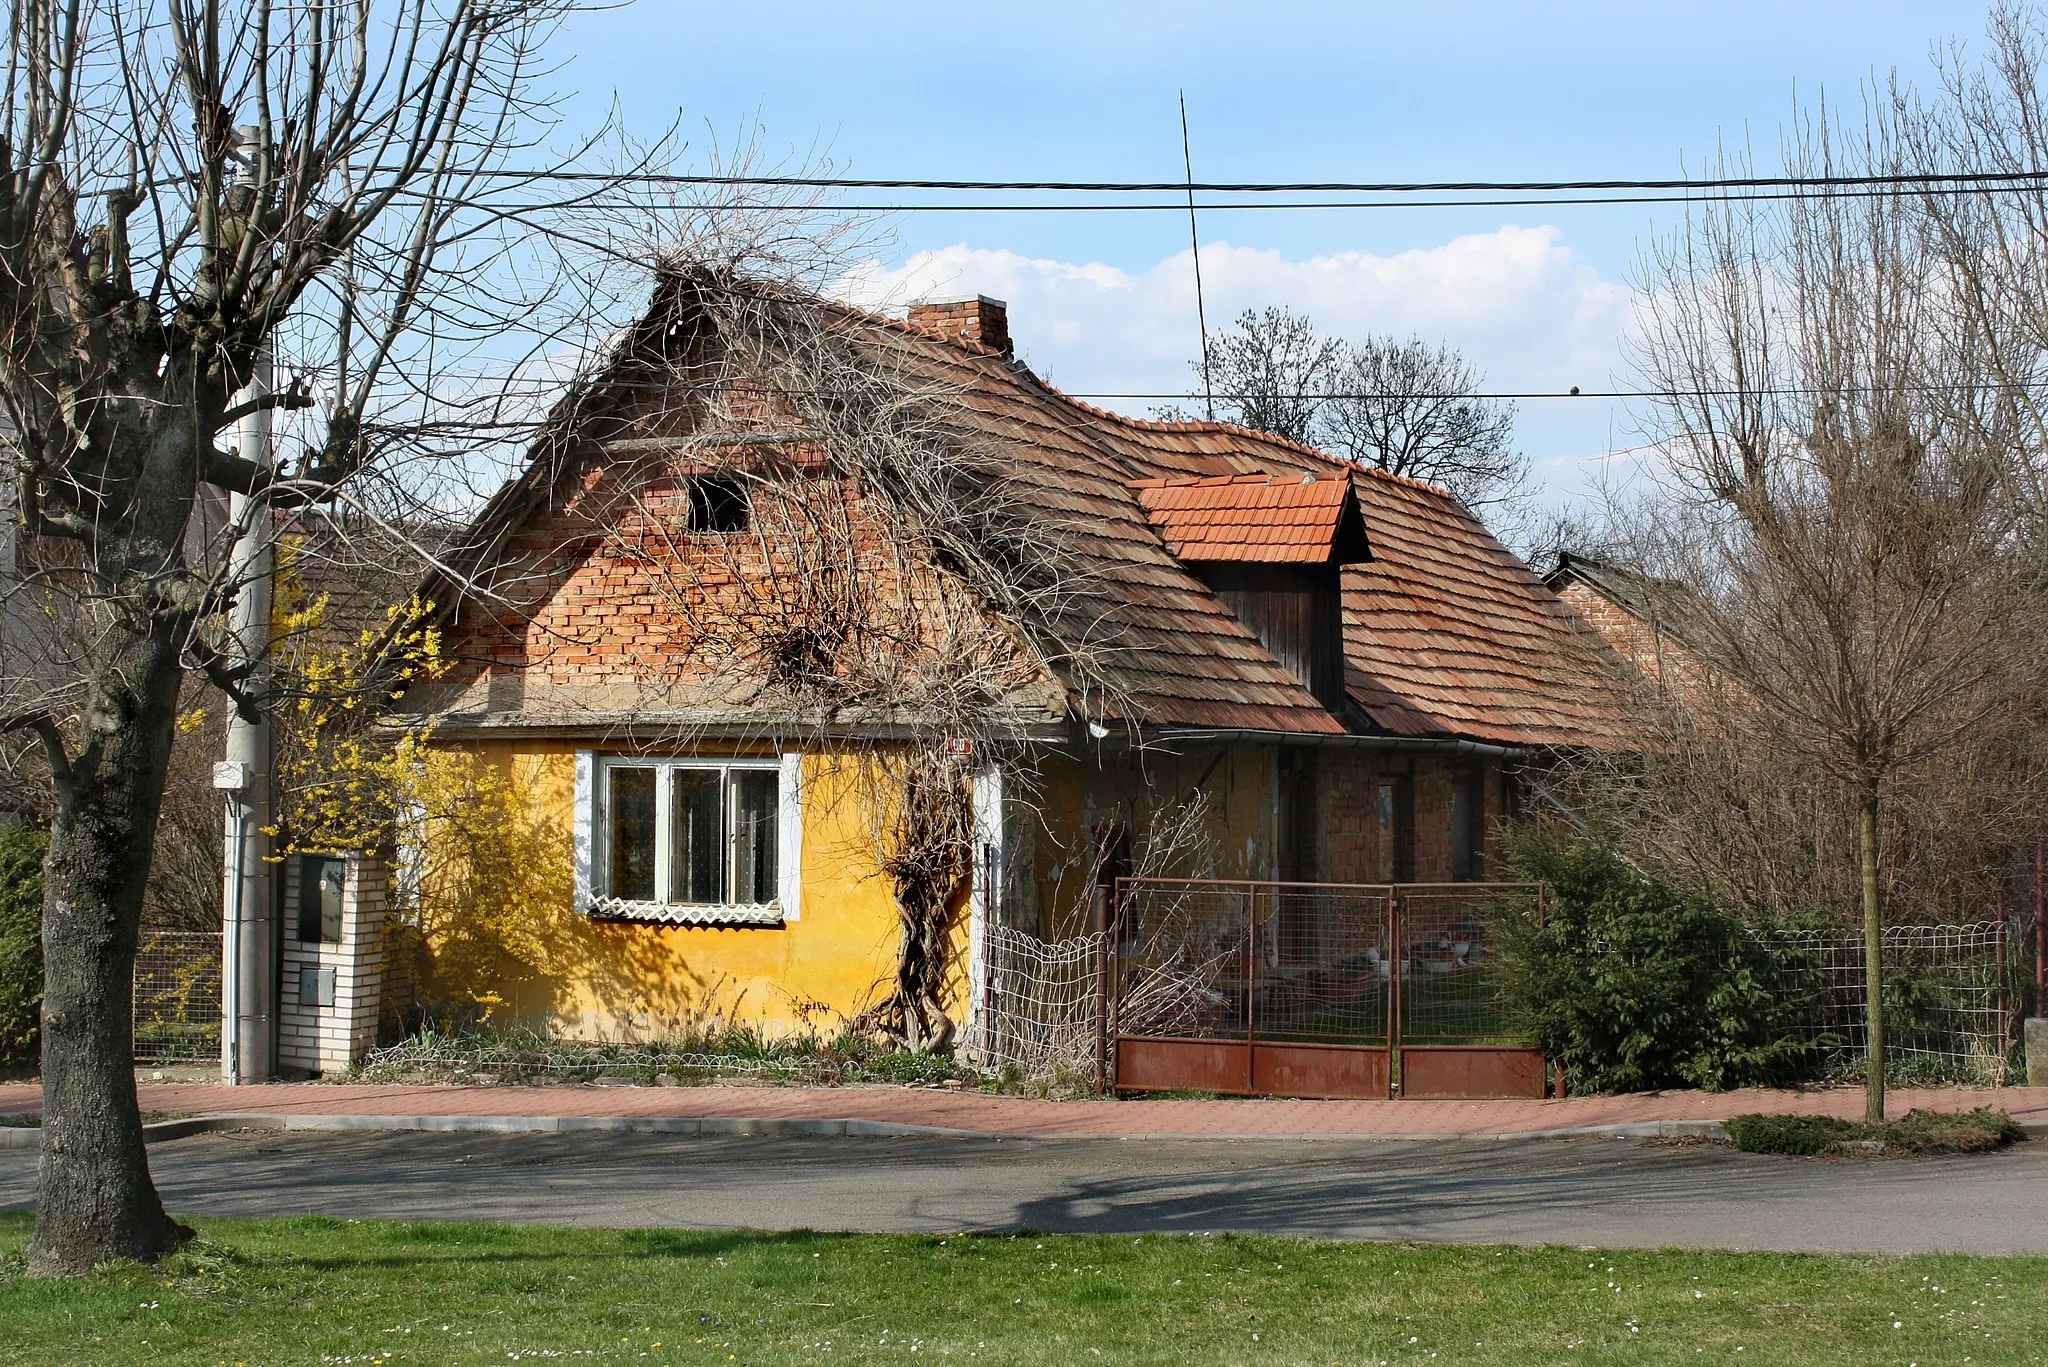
[380,280,1625,1044]
[1543,550,1709,706]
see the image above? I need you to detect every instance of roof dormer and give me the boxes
[1133,473,1368,714]
[1131,472,1370,566]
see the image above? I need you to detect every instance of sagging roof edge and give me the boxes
[388,713,1522,761]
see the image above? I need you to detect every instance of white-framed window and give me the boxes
[577,755,798,926]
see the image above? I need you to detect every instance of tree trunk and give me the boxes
[1859,785,1885,1127]
[27,619,193,1275]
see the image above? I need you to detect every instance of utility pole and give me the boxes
[217,125,276,1086]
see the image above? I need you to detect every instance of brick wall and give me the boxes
[278,854,386,1074]
[1320,751,1503,884]
[1554,580,1708,708]
[431,447,1046,713]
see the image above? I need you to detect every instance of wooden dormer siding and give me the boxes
[1194,562,1349,713]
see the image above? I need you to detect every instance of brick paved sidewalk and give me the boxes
[3,1080,2043,1138]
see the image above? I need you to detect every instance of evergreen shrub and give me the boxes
[1493,824,1810,1094]
[0,824,47,1069]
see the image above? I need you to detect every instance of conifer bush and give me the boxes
[1493,825,1811,1093]
[0,824,47,1069]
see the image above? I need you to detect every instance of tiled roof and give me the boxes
[1333,476,1624,747]
[425,286,1625,748]
[1131,474,1370,565]
[1544,551,1706,648]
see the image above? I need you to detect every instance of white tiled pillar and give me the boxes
[278,853,387,1074]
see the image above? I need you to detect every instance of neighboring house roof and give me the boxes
[1544,550,1710,707]
[1544,551,1698,642]
[1131,473,1369,565]
[409,283,1625,750]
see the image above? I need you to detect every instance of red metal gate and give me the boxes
[1108,879,1548,1100]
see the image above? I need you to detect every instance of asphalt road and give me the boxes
[4,1129,2045,1255]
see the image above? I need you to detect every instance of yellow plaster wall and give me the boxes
[417,742,916,1040]
[1020,746,1275,940]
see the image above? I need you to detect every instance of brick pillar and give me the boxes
[278,853,388,1074]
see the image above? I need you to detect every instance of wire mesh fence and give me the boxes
[1102,880,1537,1048]
[1758,922,2017,1085]
[1396,886,1526,1045]
[973,923,1109,1082]
[132,931,221,1065]
[975,880,2035,1090]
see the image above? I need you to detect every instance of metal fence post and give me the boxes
[1244,887,1258,1095]
[1385,886,1398,1099]
[1996,917,2009,1085]
[2036,839,2046,1019]
[1390,886,1404,1099]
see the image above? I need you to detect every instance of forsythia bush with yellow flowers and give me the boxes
[267,558,577,1024]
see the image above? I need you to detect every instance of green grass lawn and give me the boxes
[3,1215,2045,1366]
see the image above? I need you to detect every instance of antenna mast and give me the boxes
[1180,91,1214,421]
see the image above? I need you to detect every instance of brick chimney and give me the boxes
[906,295,1011,356]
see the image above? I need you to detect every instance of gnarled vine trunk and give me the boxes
[876,755,973,1053]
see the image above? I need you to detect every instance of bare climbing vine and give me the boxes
[536,265,1124,1049]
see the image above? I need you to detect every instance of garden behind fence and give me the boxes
[132,930,221,1065]
[973,894,2036,1088]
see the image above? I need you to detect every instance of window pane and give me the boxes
[731,770,780,905]
[319,860,344,942]
[607,767,658,901]
[299,856,345,944]
[672,768,725,903]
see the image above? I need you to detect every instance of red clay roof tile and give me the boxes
[434,288,1625,747]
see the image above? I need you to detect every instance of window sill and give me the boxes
[586,897,784,928]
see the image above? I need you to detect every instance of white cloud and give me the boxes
[834,226,1632,416]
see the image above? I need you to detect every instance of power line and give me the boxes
[446,185,2048,213]
[451,168,2048,194]
[1071,387,2014,399]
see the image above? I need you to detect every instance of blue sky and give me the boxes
[554,1,2003,506]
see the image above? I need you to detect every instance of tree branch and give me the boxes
[203,445,269,495]
[0,709,73,793]
[217,384,315,429]
[184,638,262,723]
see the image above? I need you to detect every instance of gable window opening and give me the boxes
[602,759,780,912]
[686,473,751,533]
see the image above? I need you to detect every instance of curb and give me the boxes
[271,1113,996,1140]
[0,1114,1751,1145]
[3,1113,2042,1148]
[0,1115,291,1150]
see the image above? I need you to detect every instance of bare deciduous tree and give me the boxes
[0,0,636,1273]
[1629,112,2048,1123]
[1321,335,1526,510]
[1162,307,1527,514]
[1908,3,2048,525]
[1173,306,1343,445]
